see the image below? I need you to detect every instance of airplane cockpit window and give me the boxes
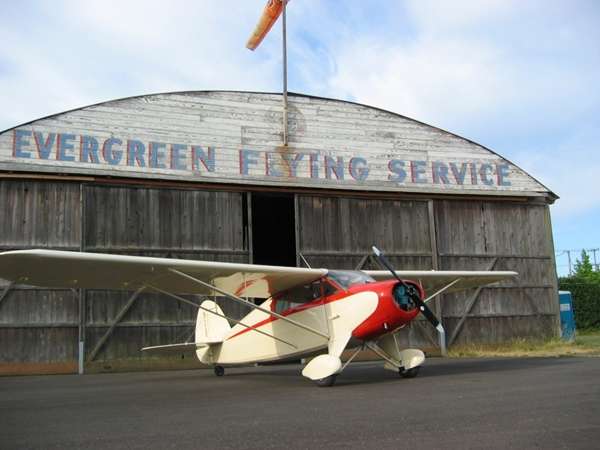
[327,271,376,290]
[274,280,325,314]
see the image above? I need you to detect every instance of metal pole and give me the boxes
[567,250,572,275]
[282,0,289,146]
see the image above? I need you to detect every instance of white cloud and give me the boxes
[1,0,599,225]
[0,0,281,130]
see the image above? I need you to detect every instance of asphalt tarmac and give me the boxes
[1,357,599,449]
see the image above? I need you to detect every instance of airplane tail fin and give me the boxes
[195,300,231,364]
[196,300,231,344]
[141,300,230,362]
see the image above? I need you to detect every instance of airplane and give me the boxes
[0,246,516,386]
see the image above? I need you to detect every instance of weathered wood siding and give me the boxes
[83,185,249,363]
[0,180,249,374]
[297,194,560,350]
[0,180,81,373]
[296,194,438,349]
[435,200,560,345]
[0,91,553,199]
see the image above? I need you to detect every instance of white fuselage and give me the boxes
[198,291,379,365]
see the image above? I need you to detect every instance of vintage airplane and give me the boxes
[0,247,516,386]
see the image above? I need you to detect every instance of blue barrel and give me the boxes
[558,291,576,341]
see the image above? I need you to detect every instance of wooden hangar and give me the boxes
[0,91,559,375]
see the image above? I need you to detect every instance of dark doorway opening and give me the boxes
[251,193,296,267]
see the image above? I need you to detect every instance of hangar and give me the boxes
[0,91,559,374]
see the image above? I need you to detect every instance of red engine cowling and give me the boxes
[351,280,424,341]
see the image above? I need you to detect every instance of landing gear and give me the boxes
[315,374,337,387]
[214,365,225,377]
[399,366,420,378]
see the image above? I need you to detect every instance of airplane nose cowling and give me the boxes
[351,281,422,341]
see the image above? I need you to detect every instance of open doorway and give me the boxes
[250,192,297,267]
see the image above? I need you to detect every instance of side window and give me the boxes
[274,280,325,314]
[322,280,338,297]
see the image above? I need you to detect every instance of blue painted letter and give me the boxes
[57,133,76,162]
[496,163,511,186]
[239,149,259,175]
[349,157,369,181]
[388,159,406,182]
[192,146,215,172]
[170,144,187,170]
[80,136,99,163]
[13,129,32,158]
[127,140,146,167]
[102,138,123,165]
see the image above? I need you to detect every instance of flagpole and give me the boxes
[282,0,289,146]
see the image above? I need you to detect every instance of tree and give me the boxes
[573,250,600,281]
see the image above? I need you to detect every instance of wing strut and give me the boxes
[422,278,462,303]
[147,284,298,349]
[419,277,461,356]
[168,268,329,339]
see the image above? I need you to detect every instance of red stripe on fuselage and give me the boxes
[226,279,422,341]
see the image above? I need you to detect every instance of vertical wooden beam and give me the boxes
[246,192,253,264]
[78,182,86,374]
[87,287,145,362]
[427,200,445,355]
[545,205,561,336]
[294,194,301,267]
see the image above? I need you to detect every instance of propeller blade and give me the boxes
[371,246,405,285]
[372,246,443,331]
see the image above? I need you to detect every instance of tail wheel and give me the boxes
[399,367,420,378]
[214,365,225,377]
[315,374,337,387]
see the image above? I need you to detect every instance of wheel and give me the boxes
[315,374,337,387]
[214,365,225,377]
[399,366,420,378]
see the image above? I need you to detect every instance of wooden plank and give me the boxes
[87,287,145,362]
[0,92,553,198]
[447,258,499,347]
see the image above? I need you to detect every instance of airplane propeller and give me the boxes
[372,246,445,334]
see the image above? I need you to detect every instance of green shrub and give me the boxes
[558,278,600,330]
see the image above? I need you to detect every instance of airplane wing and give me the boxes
[364,270,517,297]
[0,249,327,299]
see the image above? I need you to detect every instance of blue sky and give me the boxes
[1,0,598,274]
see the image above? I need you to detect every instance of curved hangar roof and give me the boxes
[0,91,555,200]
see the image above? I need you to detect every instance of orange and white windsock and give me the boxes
[246,0,289,51]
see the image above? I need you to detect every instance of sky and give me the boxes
[1,0,598,274]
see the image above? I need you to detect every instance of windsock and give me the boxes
[246,0,289,50]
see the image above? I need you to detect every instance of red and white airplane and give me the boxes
[0,247,515,386]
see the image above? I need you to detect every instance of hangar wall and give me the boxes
[296,195,558,349]
[0,178,559,374]
[0,179,251,374]
[0,91,560,374]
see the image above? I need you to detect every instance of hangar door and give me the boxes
[0,180,82,375]
[0,181,250,374]
[295,195,441,350]
[83,185,249,369]
[435,200,560,346]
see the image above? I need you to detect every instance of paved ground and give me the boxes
[1,357,599,449]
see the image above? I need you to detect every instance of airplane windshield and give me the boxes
[327,271,376,289]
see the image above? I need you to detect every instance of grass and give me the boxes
[448,329,600,358]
